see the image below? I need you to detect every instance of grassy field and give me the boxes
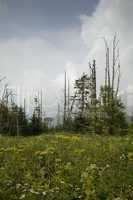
[0,133,133,200]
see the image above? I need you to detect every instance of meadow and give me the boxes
[0,133,133,200]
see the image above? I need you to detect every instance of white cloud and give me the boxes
[80,0,133,92]
[1,0,133,116]
[0,28,88,116]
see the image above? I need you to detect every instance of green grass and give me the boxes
[0,133,133,200]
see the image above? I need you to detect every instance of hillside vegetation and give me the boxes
[0,133,133,200]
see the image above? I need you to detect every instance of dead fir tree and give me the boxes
[63,71,67,125]
[89,60,97,132]
[101,34,123,134]
[104,34,120,105]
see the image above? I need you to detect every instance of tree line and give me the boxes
[0,82,47,136]
[0,35,131,136]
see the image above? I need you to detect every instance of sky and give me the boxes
[0,0,133,116]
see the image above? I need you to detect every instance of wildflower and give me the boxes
[120,153,126,160]
[128,152,133,161]
[16,183,21,189]
[60,180,65,184]
[29,189,39,194]
[19,194,25,199]
[35,151,41,155]
[42,191,46,196]
[0,148,5,152]
[56,135,71,140]
[35,150,47,156]
[71,136,80,141]
[55,158,61,162]
[89,163,97,170]
[105,164,110,168]
[40,151,48,156]
[74,149,85,155]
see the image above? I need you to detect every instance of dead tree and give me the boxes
[89,60,97,106]
[67,79,70,118]
[63,71,67,124]
[57,103,61,128]
[89,60,97,132]
[104,34,120,102]
[101,35,122,134]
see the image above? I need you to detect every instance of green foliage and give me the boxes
[30,113,42,134]
[17,107,28,134]
[73,115,91,133]
[0,103,9,133]
[0,134,133,199]
[69,72,128,135]
[98,86,128,135]
[0,102,47,136]
[128,122,133,135]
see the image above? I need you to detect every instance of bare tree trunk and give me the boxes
[67,79,70,118]
[24,98,26,115]
[91,60,97,132]
[57,103,61,127]
[107,47,111,105]
[70,91,77,114]
[64,71,67,124]
[112,35,116,97]
[115,64,121,97]
[40,90,43,122]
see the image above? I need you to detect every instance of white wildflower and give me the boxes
[42,191,46,196]
[19,194,25,199]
